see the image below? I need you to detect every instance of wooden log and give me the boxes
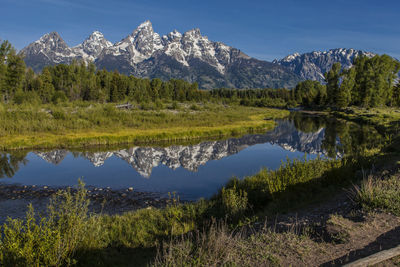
[115,103,133,109]
[343,245,400,267]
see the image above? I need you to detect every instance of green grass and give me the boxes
[0,102,289,150]
[215,156,362,216]
[332,107,400,133]
[154,222,312,267]
[352,174,400,215]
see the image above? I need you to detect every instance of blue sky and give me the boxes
[1,0,399,60]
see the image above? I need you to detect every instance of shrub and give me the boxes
[0,180,90,266]
[52,91,68,104]
[13,91,41,105]
[154,222,238,266]
[170,101,179,110]
[52,110,66,120]
[155,99,164,110]
[352,175,400,215]
[190,104,200,111]
[102,104,117,116]
[220,184,248,219]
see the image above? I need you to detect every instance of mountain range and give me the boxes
[21,20,376,89]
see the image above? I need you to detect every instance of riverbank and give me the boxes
[331,107,400,133]
[1,107,400,266]
[0,183,172,225]
[0,103,288,150]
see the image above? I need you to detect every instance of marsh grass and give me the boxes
[351,174,400,215]
[333,107,400,133]
[216,156,360,215]
[154,220,311,267]
[0,103,288,150]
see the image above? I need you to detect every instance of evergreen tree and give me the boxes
[336,68,355,108]
[4,49,26,102]
[38,68,55,103]
[324,62,341,106]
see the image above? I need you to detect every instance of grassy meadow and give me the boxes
[0,102,289,150]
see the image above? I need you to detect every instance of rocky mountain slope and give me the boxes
[21,21,300,89]
[273,48,375,82]
[21,21,383,88]
[21,31,112,72]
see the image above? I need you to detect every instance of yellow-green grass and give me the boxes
[0,103,289,150]
[332,107,400,132]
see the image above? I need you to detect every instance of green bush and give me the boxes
[13,91,41,105]
[352,175,400,215]
[102,104,117,116]
[219,156,351,213]
[0,180,89,266]
[170,101,179,110]
[155,99,164,110]
[190,104,201,111]
[52,110,66,120]
[52,91,68,104]
[220,184,248,219]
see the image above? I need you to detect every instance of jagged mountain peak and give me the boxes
[136,20,153,30]
[34,31,68,50]
[184,28,202,38]
[72,31,113,61]
[165,30,182,41]
[274,48,376,82]
[107,20,163,64]
[130,20,158,40]
[86,31,108,41]
[38,31,62,41]
[22,21,302,89]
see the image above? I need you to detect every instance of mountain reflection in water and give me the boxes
[27,120,326,178]
[0,112,383,180]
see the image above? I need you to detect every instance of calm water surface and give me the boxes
[0,113,383,200]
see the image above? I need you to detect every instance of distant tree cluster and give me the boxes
[210,88,292,107]
[294,55,400,108]
[0,40,207,105]
[1,39,399,109]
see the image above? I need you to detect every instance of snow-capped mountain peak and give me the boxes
[166,30,182,41]
[72,31,113,61]
[274,48,376,82]
[183,28,202,39]
[21,20,302,89]
[34,31,69,52]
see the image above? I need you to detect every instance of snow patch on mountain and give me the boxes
[72,31,113,61]
[273,48,376,82]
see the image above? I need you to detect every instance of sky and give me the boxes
[1,0,399,61]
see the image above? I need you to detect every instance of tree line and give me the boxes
[294,54,400,108]
[1,39,399,108]
[0,40,207,104]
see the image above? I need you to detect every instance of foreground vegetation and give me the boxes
[0,154,376,266]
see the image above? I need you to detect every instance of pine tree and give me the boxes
[4,49,26,102]
[39,68,55,103]
[337,68,355,108]
[324,62,341,107]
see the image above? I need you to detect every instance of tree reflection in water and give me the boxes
[289,112,384,158]
[0,152,28,178]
